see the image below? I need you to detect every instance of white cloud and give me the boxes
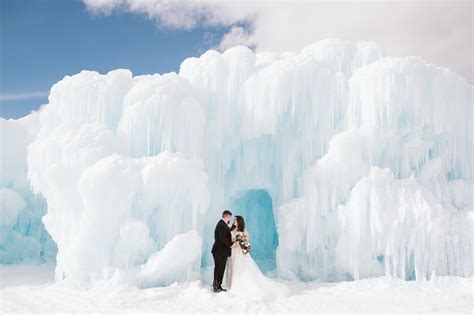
[83,0,473,83]
[83,0,248,29]
[0,91,49,101]
[218,25,255,50]
[83,0,125,15]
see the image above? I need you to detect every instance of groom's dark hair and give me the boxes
[222,210,232,217]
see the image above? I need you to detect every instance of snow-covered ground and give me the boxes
[1,264,472,313]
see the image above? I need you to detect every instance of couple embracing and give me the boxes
[211,210,288,299]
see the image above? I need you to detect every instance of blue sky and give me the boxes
[0,0,227,119]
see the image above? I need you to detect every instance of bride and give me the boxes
[226,215,288,300]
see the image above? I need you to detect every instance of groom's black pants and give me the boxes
[212,253,228,288]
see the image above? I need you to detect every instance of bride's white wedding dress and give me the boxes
[226,229,289,300]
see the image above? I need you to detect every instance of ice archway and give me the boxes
[230,189,278,273]
[1,39,471,285]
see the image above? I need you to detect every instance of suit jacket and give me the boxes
[211,219,232,257]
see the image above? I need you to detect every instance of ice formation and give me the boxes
[0,114,55,263]
[1,39,472,284]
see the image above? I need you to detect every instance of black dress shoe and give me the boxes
[219,287,227,292]
[213,287,221,293]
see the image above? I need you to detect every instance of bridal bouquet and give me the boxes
[235,233,251,255]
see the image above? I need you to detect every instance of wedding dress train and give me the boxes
[226,230,289,300]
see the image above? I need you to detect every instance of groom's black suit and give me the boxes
[211,219,233,290]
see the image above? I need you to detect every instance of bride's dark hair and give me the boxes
[234,215,245,232]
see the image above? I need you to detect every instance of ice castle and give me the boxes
[1,39,472,285]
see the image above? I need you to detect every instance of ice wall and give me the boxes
[26,70,209,284]
[0,114,56,263]
[277,57,473,280]
[337,166,472,280]
[4,39,470,284]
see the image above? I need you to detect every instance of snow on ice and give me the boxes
[0,39,472,286]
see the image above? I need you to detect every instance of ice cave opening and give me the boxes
[230,189,278,274]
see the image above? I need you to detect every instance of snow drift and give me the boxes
[2,39,472,284]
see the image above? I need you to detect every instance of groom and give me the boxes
[211,209,234,292]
